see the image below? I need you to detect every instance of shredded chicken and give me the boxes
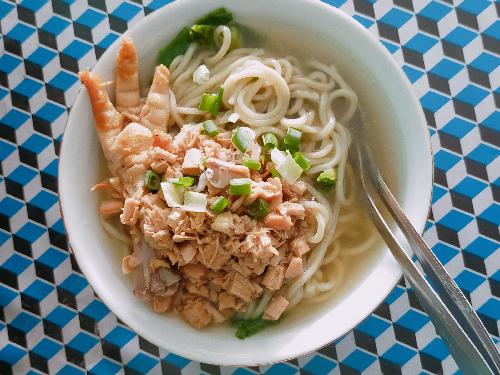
[88,40,315,330]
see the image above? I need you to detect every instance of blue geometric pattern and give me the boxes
[0,0,498,374]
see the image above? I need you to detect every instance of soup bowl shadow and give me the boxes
[59,0,433,366]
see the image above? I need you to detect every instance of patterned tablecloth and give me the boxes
[0,0,499,373]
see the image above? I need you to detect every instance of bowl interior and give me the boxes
[59,0,432,366]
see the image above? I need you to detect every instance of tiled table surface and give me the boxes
[0,0,499,374]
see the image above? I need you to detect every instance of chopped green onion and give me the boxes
[160,182,184,208]
[144,170,161,191]
[212,87,224,117]
[168,176,195,188]
[283,128,302,152]
[199,87,224,117]
[262,133,279,151]
[247,198,269,219]
[270,149,302,183]
[317,168,337,188]
[210,196,229,213]
[270,167,280,178]
[229,178,252,195]
[182,191,207,212]
[199,93,217,112]
[293,152,311,171]
[203,120,219,137]
[232,127,255,152]
[243,157,261,170]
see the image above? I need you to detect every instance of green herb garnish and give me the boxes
[232,316,275,339]
[157,8,234,67]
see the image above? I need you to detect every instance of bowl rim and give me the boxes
[59,0,433,366]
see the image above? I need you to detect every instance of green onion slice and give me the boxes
[199,87,224,117]
[210,196,229,213]
[270,149,302,183]
[212,87,224,117]
[199,93,217,112]
[247,198,269,219]
[203,120,219,137]
[262,133,279,151]
[168,176,195,188]
[160,182,184,208]
[232,127,255,152]
[243,157,261,170]
[144,170,161,191]
[293,152,311,171]
[182,191,207,212]
[316,168,337,188]
[228,178,252,195]
[283,128,302,152]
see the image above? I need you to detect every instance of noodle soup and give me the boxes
[87,9,391,338]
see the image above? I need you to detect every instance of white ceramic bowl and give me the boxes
[59,0,432,366]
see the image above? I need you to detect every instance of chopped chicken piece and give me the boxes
[213,131,233,148]
[179,296,213,329]
[218,292,241,311]
[285,257,304,279]
[263,295,289,320]
[181,263,208,281]
[205,302,226,323]
[185,280,209,298]
[121,198,140,225]
[240,231,279,261]
[173,124,202,154]
[182,148,204,176]
[279,202,305,219]
[291,237,310,256]
[246,178,283,207]
[205,157,250,187]
[262,265,285,290]
[152,129,173,150]
[264,213,293,230]
[223,272,257,302]
[153,295,174,313]
[179,243,197,264]
[282,179,307,201]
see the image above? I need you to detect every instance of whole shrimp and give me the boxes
[80,37,172,297]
